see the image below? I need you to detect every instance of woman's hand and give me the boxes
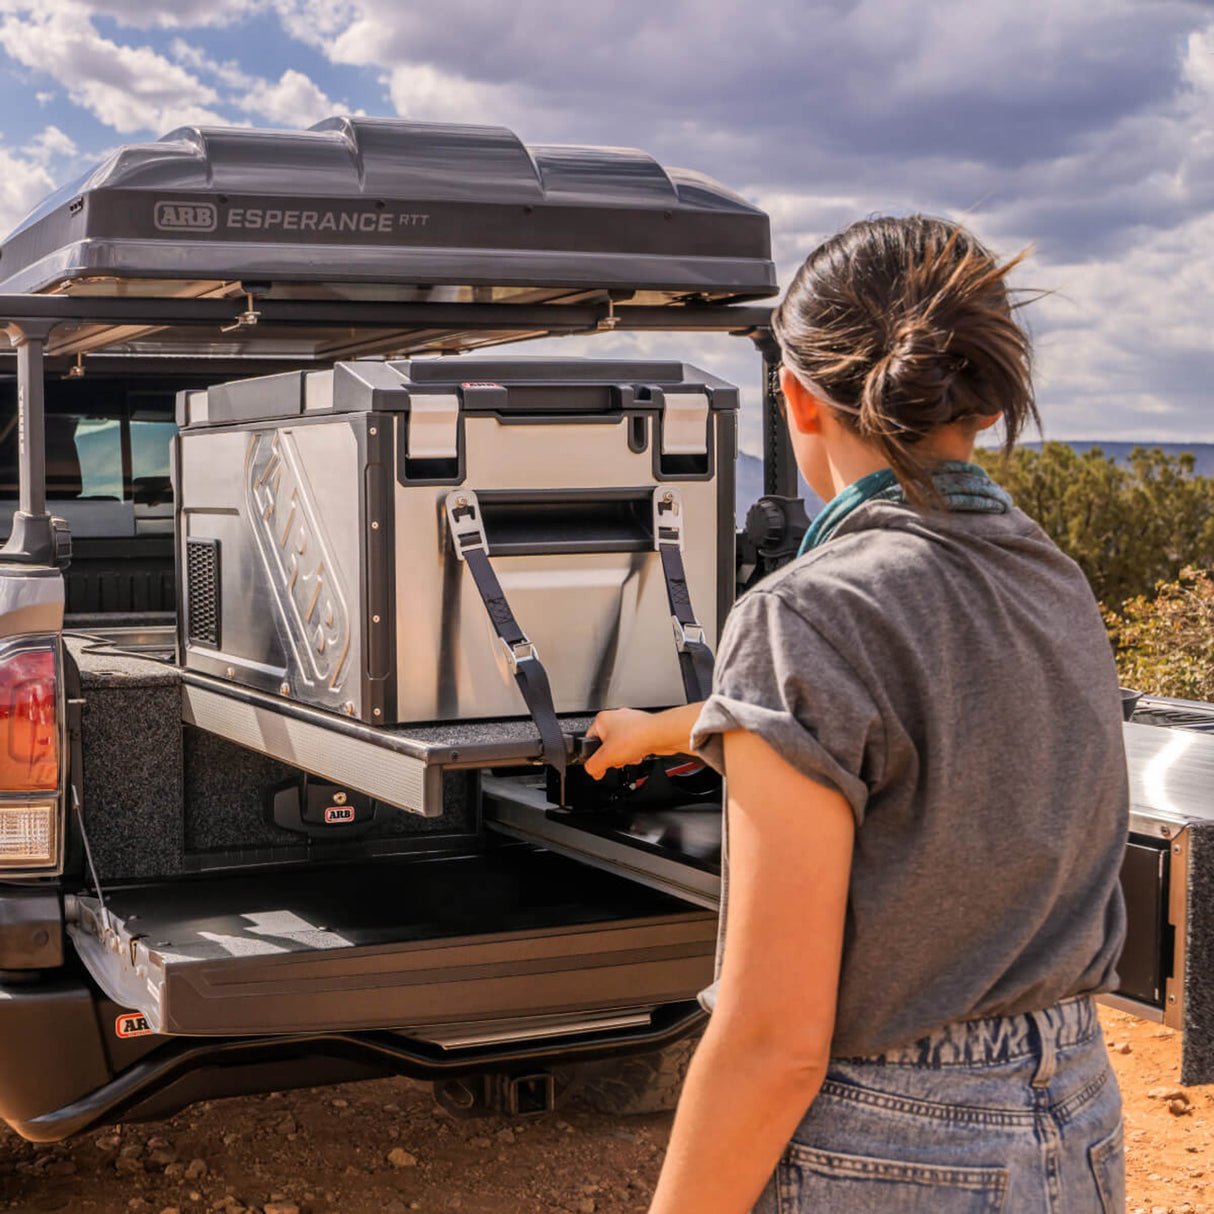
[584,703,705,779]
[584,708,667,779]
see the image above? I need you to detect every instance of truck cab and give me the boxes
[0,374,180,621]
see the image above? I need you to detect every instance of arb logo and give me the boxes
[154,201,217,232]
[115,1012,154,1038]
[324,805,354,823]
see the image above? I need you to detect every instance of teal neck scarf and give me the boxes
[798,460,1013,556]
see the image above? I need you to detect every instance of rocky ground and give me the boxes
[0,1074,669,1214]
[0,1007,1206,1213]
[1106,1009,1214,1214]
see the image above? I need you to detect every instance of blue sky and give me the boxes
[0,0,1210,450]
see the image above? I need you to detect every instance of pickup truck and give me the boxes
[0,114,1206,1145]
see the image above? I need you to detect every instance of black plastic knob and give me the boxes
[745,497,787,548]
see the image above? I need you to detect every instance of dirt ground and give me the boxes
[0,1070,670,1214]
[1104,1008,1214,1214]
[0,1006,1205,1214]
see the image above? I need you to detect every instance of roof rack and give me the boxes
[0,117,794,565]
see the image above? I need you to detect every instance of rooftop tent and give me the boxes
[0,116,776,365]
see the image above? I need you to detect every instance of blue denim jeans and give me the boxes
[753,996,1124,1213]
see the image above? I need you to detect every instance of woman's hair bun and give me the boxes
[861,316,961,440]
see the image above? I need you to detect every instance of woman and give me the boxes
[587,216,1128,1213]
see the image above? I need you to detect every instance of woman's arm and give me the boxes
[583,703,705,779]
[648,727,855,1214]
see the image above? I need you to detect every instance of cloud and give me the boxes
[0,140,59,233]
[0,0,1211,447]
[239,67,355,127]
[382,63,535,127]
[269,0,357,49]
[22,125,77,161]
[169,37,255,90]
[282,0,1197,158]
[165,36,358,128]
[7,0,264,28]
[0,6,229,133]
[1028,211,1214,441]
[263,3,534,126]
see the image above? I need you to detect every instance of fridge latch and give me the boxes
[407,394,460,460]
[660,392,709,456]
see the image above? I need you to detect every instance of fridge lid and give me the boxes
[177,357,742,428]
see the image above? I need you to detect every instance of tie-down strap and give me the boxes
[653,488,715,702]
[445,491,566,780]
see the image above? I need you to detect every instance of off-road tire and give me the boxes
[564,1034,701,1116]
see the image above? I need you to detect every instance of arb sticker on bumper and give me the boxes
[115,1012,154,1038]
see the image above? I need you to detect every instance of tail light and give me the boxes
[0,636,61,871]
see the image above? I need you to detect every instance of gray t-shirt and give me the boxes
[691,500,1128,1058]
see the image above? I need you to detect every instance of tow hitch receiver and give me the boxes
[434,1072,557,1119]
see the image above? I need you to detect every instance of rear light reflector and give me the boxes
[0,640,58,792]
[0,801,57,867]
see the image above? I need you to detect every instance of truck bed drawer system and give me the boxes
[67,851,716,1037]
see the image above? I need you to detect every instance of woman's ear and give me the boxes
[779,366,824,436]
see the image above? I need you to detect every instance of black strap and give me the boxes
[657,531,715,702]
[460,542,566,781]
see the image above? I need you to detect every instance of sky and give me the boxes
[0,0,1210,450]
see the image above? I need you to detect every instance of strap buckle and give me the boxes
[671,616,705,653]
[445,490,487,560]
[501,637,539,674]
[443,487,565,781]
[652,485,715,702]
[653,486,685,551]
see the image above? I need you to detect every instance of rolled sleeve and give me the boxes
[690,589,884,826]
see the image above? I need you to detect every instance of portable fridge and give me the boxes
[175,358,738,751]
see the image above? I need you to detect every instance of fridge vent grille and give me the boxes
[186,538,221,647]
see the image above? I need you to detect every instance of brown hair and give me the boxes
[771,214,1038,502]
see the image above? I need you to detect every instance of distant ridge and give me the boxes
[1021,441,1214,479]
[736,442,1214,523]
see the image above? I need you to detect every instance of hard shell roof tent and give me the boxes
[0,116,792,567]
[0,116,775,364]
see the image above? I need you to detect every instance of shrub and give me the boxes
[974,443,1214,609]
[1104,566,1214,701]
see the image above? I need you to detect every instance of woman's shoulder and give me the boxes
[744,500,1079,623]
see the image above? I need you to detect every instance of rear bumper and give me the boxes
[0,969,706,1141]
